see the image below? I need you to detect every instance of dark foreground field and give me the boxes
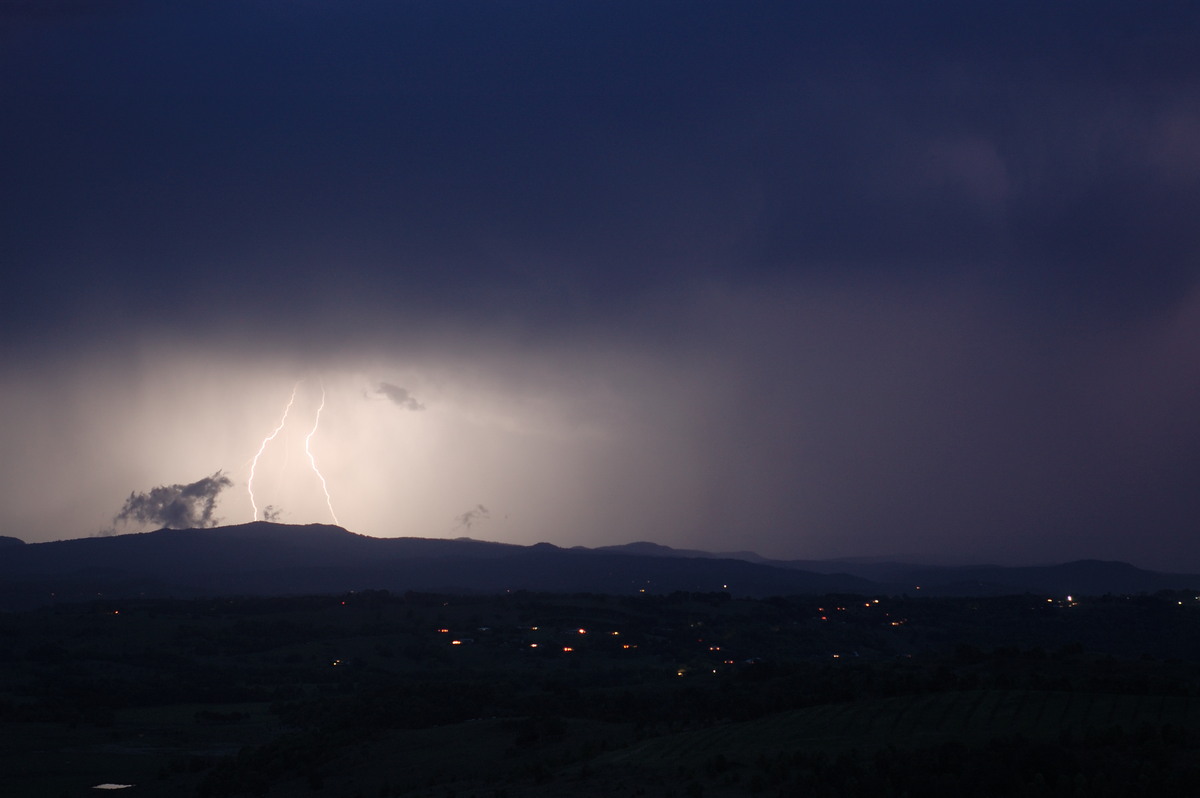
[3,589,1200,797]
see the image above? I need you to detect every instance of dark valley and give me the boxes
[3,525,1200,795]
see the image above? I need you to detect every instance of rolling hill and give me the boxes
[0,523,1197,609]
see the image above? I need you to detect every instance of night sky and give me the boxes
[3,1,1199,569]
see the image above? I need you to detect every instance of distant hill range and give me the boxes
[0,523,1197,609]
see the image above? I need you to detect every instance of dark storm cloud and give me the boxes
[0,0,1194,346]
[113,471,233,530]
[3,2,1200,567]
[0,0,141,23]
[369,383,424,412]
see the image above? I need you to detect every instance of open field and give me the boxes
[612,689,1200,762]
[3,590,1200,796]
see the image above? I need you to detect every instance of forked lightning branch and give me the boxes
[247,383,339,525]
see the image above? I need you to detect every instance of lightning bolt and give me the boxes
[248,384,297,521]
[305,384,339,525]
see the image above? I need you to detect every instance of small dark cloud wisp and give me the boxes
[113,471,233,530]
[454,504,490,532]
[369,383,425,411]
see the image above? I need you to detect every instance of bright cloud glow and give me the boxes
[2,275,1199,570]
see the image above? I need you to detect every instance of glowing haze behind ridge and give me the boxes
[5,279,1200,570]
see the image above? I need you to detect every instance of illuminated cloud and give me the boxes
[113,471,233,530]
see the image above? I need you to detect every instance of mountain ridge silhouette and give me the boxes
[0,523,1196,609]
